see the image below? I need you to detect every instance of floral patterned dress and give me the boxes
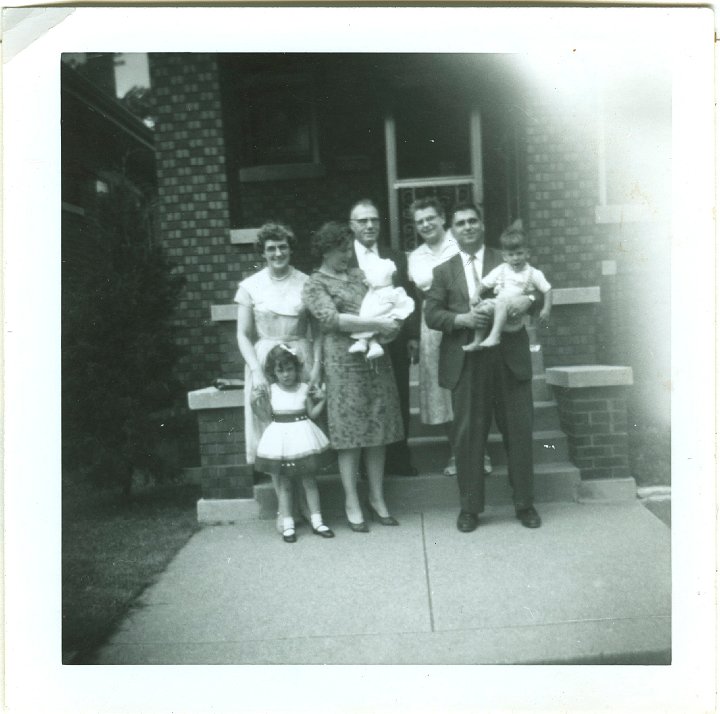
[302,268,404,450]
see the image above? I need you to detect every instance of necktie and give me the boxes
[466,253,480,294]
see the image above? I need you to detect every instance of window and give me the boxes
[237,72,323,182]
[596,66,671,223]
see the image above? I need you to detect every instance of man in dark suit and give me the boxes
[425,203,542,531]
[349,198,419,476]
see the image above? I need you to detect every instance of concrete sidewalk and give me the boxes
[91,501,670,665]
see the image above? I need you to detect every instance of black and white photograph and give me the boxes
[3,6,716,713]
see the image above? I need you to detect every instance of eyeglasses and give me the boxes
[351,218,380,225]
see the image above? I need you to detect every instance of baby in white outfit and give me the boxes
[350,254,415,359]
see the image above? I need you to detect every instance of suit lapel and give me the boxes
[447,253,470,304]
[482,247,502,278]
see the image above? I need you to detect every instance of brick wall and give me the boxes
[523,89,607,367]
[553,385,631,480]
[150,53,254,390]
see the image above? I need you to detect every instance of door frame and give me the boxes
[384,108,484,249]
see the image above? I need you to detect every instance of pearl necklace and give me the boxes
[269,269,291,282]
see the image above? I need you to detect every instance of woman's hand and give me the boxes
[251,368,269,397]
[375,315,402,340]
[308,363,322,390]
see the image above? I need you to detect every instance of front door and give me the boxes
[384,90,523,250]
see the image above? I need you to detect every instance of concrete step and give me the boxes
[408,400,560,437]
[408,430,569,473]
[254,462,581,520]
[533,374,553,401]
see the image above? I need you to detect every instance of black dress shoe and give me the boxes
[456,511,479,533]
[282,528,297,543]
[515,506,542,528]
[312,525,335,538]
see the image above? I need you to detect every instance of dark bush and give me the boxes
[62,175,185,496]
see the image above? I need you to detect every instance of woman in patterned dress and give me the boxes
[235,222,321,525]
[303,222,406,531]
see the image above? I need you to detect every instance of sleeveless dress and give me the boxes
[302,268,404,449]
[254,383,334,477]
[234,267,313,464]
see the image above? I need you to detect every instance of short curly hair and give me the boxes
[409,196,445,222]
[255,221,297,255]
[311,221,354,257]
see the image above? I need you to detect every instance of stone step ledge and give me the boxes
[545,365,633,389]
[188,386,244,410]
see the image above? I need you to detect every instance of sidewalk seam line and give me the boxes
[420,511,435,633]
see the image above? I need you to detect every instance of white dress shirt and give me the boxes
[407,235,459,293]
[354,240,380,275]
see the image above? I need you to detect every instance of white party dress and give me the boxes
[254,383,334,478]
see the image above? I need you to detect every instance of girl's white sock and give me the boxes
[310,513,324,529]
[282,517,295,532]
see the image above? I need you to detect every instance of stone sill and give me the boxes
[188,386,244,410]
[595,204,656,224]
[545,365,633,388]
[230,228,260,245]
[211,286,601,323]
[553,286,600,305]
[211,304,237,322]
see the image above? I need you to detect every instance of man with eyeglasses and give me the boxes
[425,202,543,532]
[349,198,420,477]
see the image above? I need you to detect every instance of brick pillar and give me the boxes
[149,53,239,390]
[546,366,633,482]
[188,387,256,524]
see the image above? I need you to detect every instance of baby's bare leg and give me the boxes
[462,300,494,352]
[476,297,508,348]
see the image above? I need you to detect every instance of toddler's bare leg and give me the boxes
[462,300,494,351]
[477,297,508,348]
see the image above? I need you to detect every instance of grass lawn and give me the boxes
[62,477,201,664]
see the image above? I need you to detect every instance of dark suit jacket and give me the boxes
[424,248,542,391]
[349,241,420,342]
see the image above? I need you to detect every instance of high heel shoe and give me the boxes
[367,503,399,526]
[346,519,369,533]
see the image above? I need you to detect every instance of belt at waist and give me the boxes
[273,413,308,423]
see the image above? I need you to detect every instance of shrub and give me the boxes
[62,175,185,496]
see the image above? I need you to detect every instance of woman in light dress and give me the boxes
[235,222,321,525]
[407,197,459,476]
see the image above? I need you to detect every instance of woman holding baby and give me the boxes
[302,221,409,532]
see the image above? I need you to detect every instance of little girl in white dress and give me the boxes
[254,343,335,543]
